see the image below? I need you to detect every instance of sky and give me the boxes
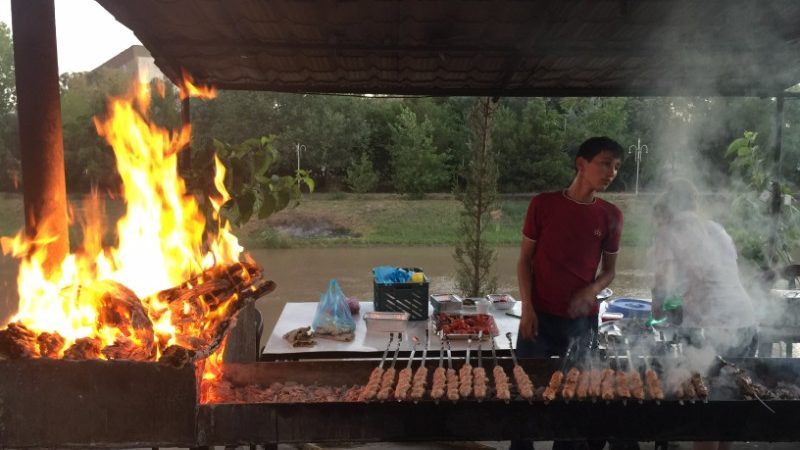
[0,0,142,74]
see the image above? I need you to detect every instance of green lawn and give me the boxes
[0,192,657,249]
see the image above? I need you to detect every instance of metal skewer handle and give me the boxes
[379,332,395,369]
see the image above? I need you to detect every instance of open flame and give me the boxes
[0,73,261,391]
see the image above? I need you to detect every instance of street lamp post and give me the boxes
[295,143,307,185]
[628,138,648,195]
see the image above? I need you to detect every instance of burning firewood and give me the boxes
[63,337,103,360]
[159,345,196,368]
[37,331,65,358]
[0,322,39,359]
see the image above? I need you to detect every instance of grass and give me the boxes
[0,192,658,249]
[240,192,658,249]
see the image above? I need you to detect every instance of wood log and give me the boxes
[0,322,38,359]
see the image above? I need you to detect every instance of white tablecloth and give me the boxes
[262,301,523,357]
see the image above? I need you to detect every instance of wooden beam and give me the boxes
[11,0,69,269]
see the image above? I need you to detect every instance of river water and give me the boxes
[248,246,653,340]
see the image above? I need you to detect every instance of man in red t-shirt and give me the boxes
[516,136,624,358]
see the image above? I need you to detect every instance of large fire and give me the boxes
[0,75,269,395]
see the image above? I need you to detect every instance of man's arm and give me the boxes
[568,251,618,318]
[517,237,538,339]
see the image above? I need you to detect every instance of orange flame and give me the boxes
[0,74,241,366]
[179,69,217,100]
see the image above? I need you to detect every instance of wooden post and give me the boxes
[11,0,69,269]
[179,97,191,176]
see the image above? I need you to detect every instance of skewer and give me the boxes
[395,336,418,401]
[445,336,460,401]
[431,332,446,402]
[358,332,394,401]
[377,333,403,400]
[410,330,429,402]
[473,330,487,401]
[506,332,534,401]
[491,336,511,402]
[624,338,645,403]
[458,336,474,398]
[716,356,775,414]
[610,336,630,404]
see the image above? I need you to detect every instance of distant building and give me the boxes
[93,45,165,82]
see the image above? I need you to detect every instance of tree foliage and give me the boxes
[388,107,448,198]
[454,98,498,296]
[345,151,379,194]
[188,136,314,227]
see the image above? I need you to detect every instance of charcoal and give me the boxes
[0,322,38,359]
[63,337,102,360]
[37,331,65,358]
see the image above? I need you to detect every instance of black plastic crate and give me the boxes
[373,267,429,320]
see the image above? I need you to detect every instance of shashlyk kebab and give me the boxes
[377,333,403,400]
[644,368,665,401]
[575,364,591,400]
[716,356,775,414]
[458,337,473,398]
[561,367,581,401]
[409,329,429,401]
[624,338,645,402]
[506,332,534,400]
[490,337,511,401]
[588,365,603,400]
[394,337,418,401]
[543,338,574,402]
[430,336,446,401]
[445,337,460,401]
[473,330,488,401]
[610,338,630,401]
[359,332,394,401]
[690,372,708,401]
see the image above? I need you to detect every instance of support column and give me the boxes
[772,95,785,171]
[179,97,191,176]
[11,0,69,268]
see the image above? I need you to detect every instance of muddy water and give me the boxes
[250,246,653,342]
[0,246,652,344]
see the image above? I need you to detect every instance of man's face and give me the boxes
[577,150,621,191]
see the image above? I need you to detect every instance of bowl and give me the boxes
[487,293,516,310]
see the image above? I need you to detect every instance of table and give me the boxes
[261,301,523,360]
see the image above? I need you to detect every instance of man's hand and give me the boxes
[520,306,539,340]
[568,285,597,318]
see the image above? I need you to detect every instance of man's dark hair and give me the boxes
[575,136,624,163]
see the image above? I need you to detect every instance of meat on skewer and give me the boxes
[600,368,615,401]
[446,368,460,401]
[645,368,664,400]
[682,379,697,400]
[513,365,535,400]
[576,369,591,400]
[459,363,473,398]
[410,366,428,401]
[561,367,580,400]
[473,366,488,400]
[628,371,645,401]
[691,372,709,399]
[376,367,397,400]
[431,367,446,400]
[358,366,384,401]
[394,367,413,400]
[616,370,631,399]
[588,368,603,398]
[543,370,564,401]
[494,365,511,401]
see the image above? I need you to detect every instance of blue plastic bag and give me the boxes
[312,279,356,338]
[372,266,412,284]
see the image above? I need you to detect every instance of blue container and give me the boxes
[606,298,652,319]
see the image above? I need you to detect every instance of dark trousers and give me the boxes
[510,313,636,450]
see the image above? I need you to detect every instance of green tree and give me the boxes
[723,131,800,270]
[345,151,379,193]
[454,98,498,296]
[388,107,448,198]
[0,22,18,191]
